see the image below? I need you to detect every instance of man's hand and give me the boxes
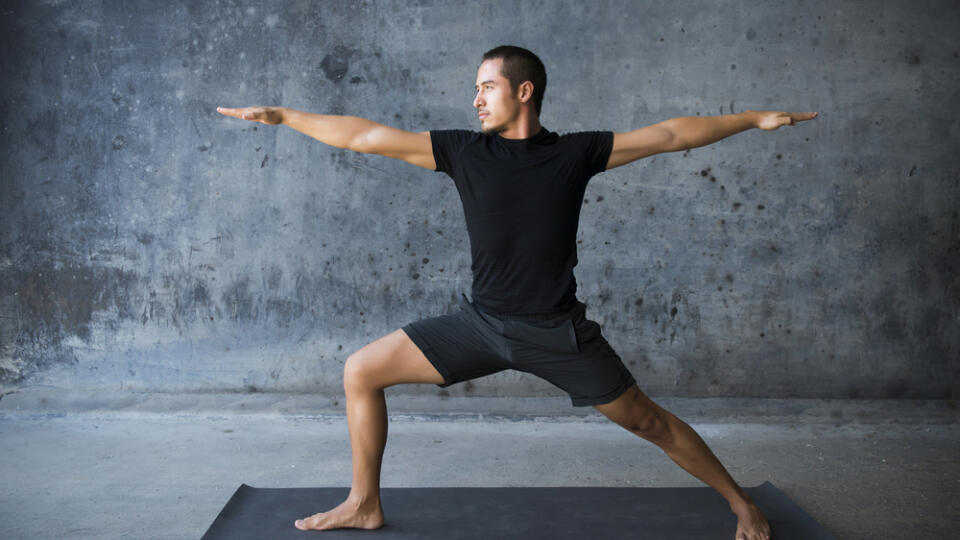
[751,109,818,131]
[217,106,285,125]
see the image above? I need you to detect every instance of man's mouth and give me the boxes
[478,111,490,119]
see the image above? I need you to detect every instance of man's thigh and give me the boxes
[346,328,446,388]
[509,314,636,407]
[402,308,512,388]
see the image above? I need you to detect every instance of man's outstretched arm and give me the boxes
[217,106,436,170]
[606,109,818,170]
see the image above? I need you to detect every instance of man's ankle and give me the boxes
[729,494,756,514]
[346,492,381,509]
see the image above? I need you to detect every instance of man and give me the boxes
[218,45,816,540]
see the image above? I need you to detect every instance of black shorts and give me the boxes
[401,294,636,407]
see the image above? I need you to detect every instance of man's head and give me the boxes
[474,45,547,134]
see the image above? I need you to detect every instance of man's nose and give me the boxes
[473,92,483,108]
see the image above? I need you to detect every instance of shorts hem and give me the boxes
[400,325,456,388]
[569,373,637,407]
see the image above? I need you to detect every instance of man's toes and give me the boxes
[295,513,324,530]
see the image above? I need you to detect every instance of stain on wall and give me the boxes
[1,0,958,399]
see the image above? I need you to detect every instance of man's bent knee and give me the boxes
[342,329,444,392]
[343,351,377,393]
[595,385,674,444]
[629,408,672,443]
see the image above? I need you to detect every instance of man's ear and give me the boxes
[518,81,534,103]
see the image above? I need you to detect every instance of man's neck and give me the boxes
[497,114,542,140]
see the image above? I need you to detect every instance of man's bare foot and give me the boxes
[731,499,771,540]
[293,496,384,531]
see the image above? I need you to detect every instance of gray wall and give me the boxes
[2,0,958,401]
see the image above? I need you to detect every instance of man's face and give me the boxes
[473,58,520,134]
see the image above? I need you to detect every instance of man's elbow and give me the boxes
[668,133,688,153]
[342,117,384,154]
[349,137,367,154]
[661,121,689,153]
[350,129,380,154]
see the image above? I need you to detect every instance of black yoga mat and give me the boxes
[202,482,834,539]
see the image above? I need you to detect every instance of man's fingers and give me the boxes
[772,111,818,129]
[217,106,244,118]
[217,106,257,120]
[793,111,818,122]
[217,106,283,125]
[756,110,818,130]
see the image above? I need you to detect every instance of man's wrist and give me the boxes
[743,110,760,129]
[278,107,293,125]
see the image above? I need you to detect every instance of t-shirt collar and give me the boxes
[495,126,551,145]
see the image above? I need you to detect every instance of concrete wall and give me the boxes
[2,0,957,401]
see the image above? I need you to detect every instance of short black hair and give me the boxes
[481,45,547,116]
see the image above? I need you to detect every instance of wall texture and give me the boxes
[2,0,958,401]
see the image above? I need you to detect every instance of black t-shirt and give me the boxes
[430,127,614,316]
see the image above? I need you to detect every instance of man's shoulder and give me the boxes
[555,130,614,150]
[556,129,614,139]
[430,129,485,147]
[430,128,482,137]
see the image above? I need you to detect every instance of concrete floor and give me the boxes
[0,391,957,539]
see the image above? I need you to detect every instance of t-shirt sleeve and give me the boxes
[429,129,475,175]
[578,131,615,175]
